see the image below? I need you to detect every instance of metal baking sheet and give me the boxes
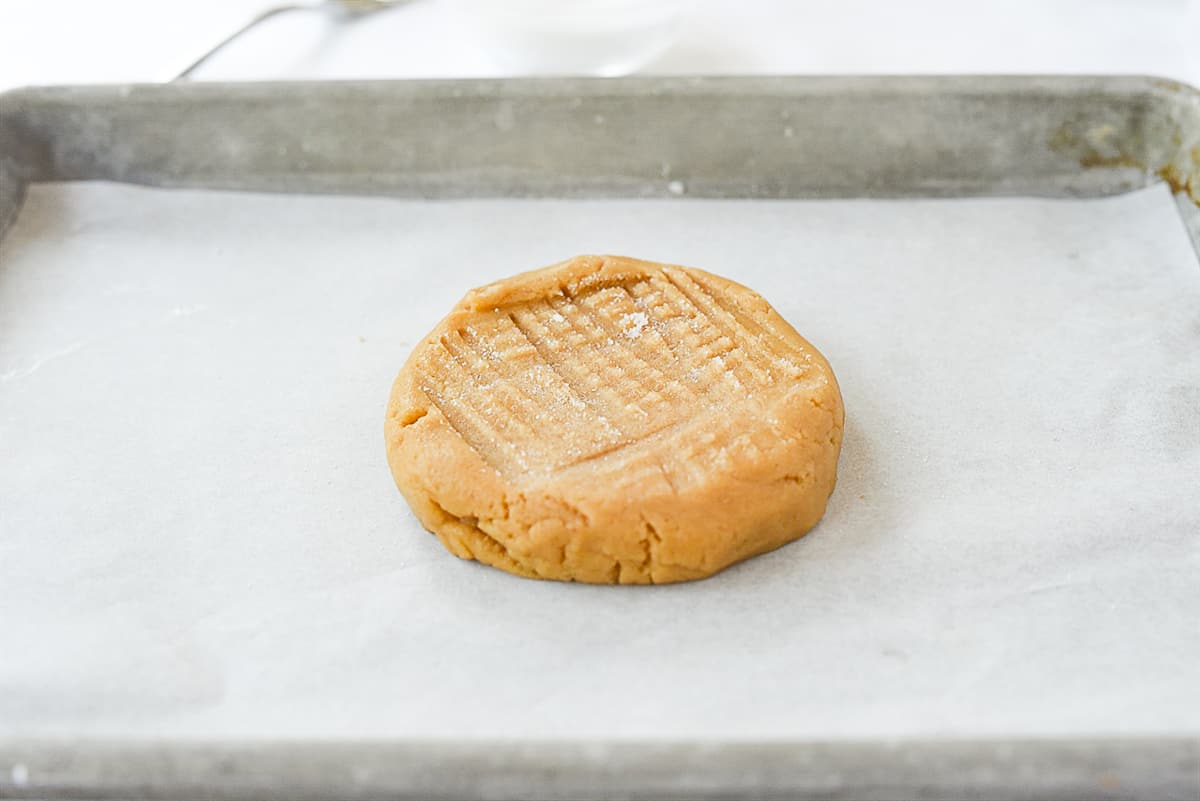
[1,77,1198,800]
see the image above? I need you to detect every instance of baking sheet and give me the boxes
[1,181,1198,741]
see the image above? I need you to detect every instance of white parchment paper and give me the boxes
[1,183,1197,740]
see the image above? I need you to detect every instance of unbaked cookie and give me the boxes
[385,255,843,583]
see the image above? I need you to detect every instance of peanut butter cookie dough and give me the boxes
[385,255,843,583]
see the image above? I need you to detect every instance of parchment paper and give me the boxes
[1,182,1197,740]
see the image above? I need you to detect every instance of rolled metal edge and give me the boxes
[1046,76,1200,256]
[0,737,1197,801]
[0,98,33,241]
[1151,80,1200,256]
[0,161,25,242]
[0,75,1195,207]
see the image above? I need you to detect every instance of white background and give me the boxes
[1,0,1198,90]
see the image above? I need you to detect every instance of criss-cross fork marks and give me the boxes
[420,271,807,477]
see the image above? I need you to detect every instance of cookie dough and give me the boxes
[385,255,844,583]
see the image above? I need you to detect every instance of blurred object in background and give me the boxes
[175,0,410,80]
[1,0,1198,88]
[452,0,683,76]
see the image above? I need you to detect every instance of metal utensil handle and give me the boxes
[173,5,305,82]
